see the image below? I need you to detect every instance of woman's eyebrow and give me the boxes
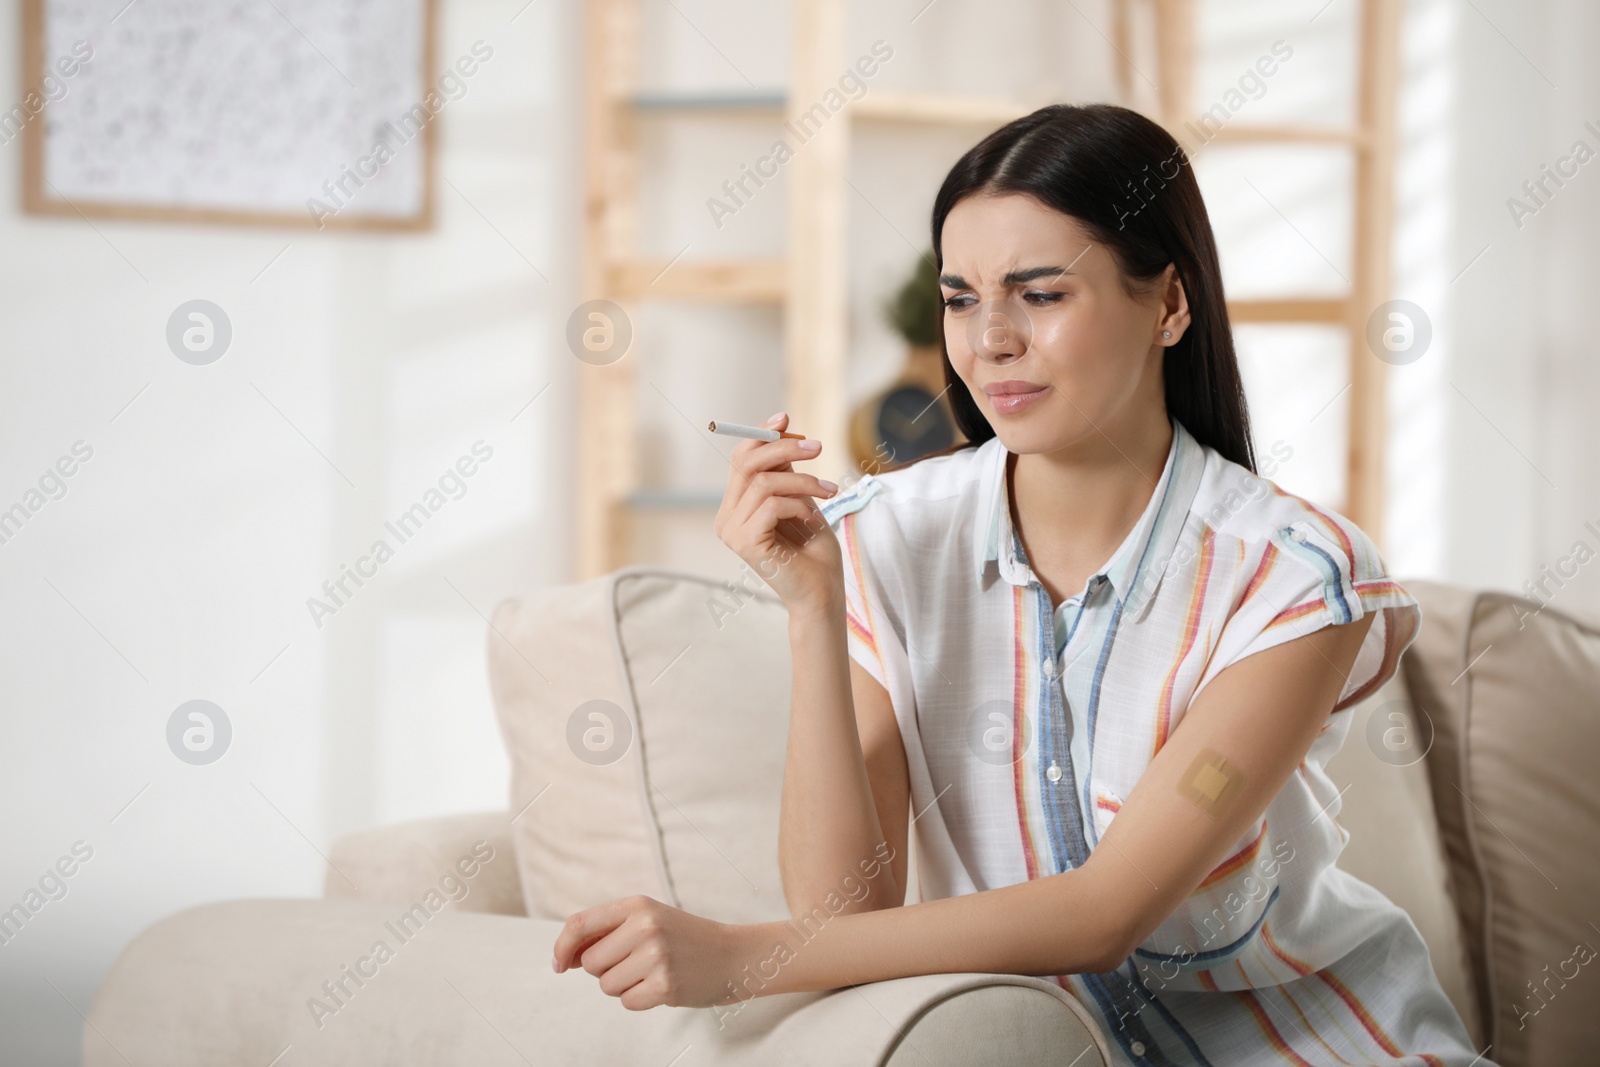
[938,265,1070,289]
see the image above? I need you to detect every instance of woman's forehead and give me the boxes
[940,238,1100,286]
[942,196,1094,264]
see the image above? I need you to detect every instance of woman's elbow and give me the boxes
[784,869,903,925]
[1082,899,1150,974]
[1087,930,1141,974]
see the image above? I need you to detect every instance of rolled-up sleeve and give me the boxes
[1191,514,1421,713]
[820,477,889,689]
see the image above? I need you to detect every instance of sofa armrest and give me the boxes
[86,899,1109,1067]
[324,810,524,917]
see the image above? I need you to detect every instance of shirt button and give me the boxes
[1289,527,1307,542]
[1043,657,1055,677]
[1046,762,1063,782]
[1130,1040,1146,1056]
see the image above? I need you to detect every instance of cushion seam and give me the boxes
[602,563,785,909]
[1457,589,1499,1050]
[608,568,682,908]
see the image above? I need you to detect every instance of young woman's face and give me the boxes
[938,192,1181,455]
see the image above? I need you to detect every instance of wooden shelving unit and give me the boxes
[574,0,1038,578]
[576,0,1404,577]
[1134,0,1404,541]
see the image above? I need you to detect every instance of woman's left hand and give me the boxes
[551,894,754,1010]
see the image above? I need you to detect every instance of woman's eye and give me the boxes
[942,292,1061,310]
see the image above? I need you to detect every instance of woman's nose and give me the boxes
[969,298,1033,363]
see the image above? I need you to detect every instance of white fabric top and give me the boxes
[818,415,1487,1067]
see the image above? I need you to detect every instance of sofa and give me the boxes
[84,568,1600,1066]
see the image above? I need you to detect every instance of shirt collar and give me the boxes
[972,415,1205,619]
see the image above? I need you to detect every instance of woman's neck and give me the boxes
[1006,408,1173,606]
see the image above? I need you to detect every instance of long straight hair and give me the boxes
[919,102,1256,473]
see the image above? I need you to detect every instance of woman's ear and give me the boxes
[1156,263,1192,346]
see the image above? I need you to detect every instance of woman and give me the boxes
[553,103,1489,1067]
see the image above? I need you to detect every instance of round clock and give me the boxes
[849,344,964,473]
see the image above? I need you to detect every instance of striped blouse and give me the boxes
[818,415,1489,1067]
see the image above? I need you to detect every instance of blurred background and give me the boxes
[1,0,1597,1061]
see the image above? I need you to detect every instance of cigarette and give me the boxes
[707,420,807,442]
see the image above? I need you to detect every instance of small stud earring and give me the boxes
[1162,330,1172,339]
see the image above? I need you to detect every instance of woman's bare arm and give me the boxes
[776,594,909,919]
[696,412,906,920]
[741,612,1375,991]
[550,598,1375,1010]
[852,657,911,902]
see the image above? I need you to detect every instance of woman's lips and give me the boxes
[988,385,1048,415]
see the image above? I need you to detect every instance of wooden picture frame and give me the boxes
[19,0,438,231]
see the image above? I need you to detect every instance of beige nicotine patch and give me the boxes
[1180,747,1244,818]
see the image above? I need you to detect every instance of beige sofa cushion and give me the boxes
[86,899,1109,1067]
[1401,580,1600,1067]
[1324,670,1481,1044]
[324,811,526,917]
[488,566,794,924]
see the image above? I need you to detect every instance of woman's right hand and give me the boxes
[714,412,844,615]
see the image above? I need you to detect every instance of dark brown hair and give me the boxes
[917,102,1256,473]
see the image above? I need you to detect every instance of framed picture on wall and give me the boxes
[17,0,440,230]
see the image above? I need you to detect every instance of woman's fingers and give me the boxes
[719,450,826,537]
[553,897,671,1010]
[551,900,628,972]
[722,413,788,498]
[736,492,828,555]
[723,416,822,494]
[575,922,639,980]
[737,433,820,470]
[713,413,845,610]
[618,974,666,1012]
[717,417,830,541]
[736,437,822,482]
[594,941,656,999]
[728,469,835,526]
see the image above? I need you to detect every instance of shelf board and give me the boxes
[607,258,786,303]
[628,90,786,112]
[849,91,1033,126]
[1228,297,1349,324]
[624,89,1035,129]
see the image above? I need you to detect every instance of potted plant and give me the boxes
[848,252,964,473]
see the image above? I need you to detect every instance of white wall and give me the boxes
[0,0,581,1061]
[1447,0,1600,612]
